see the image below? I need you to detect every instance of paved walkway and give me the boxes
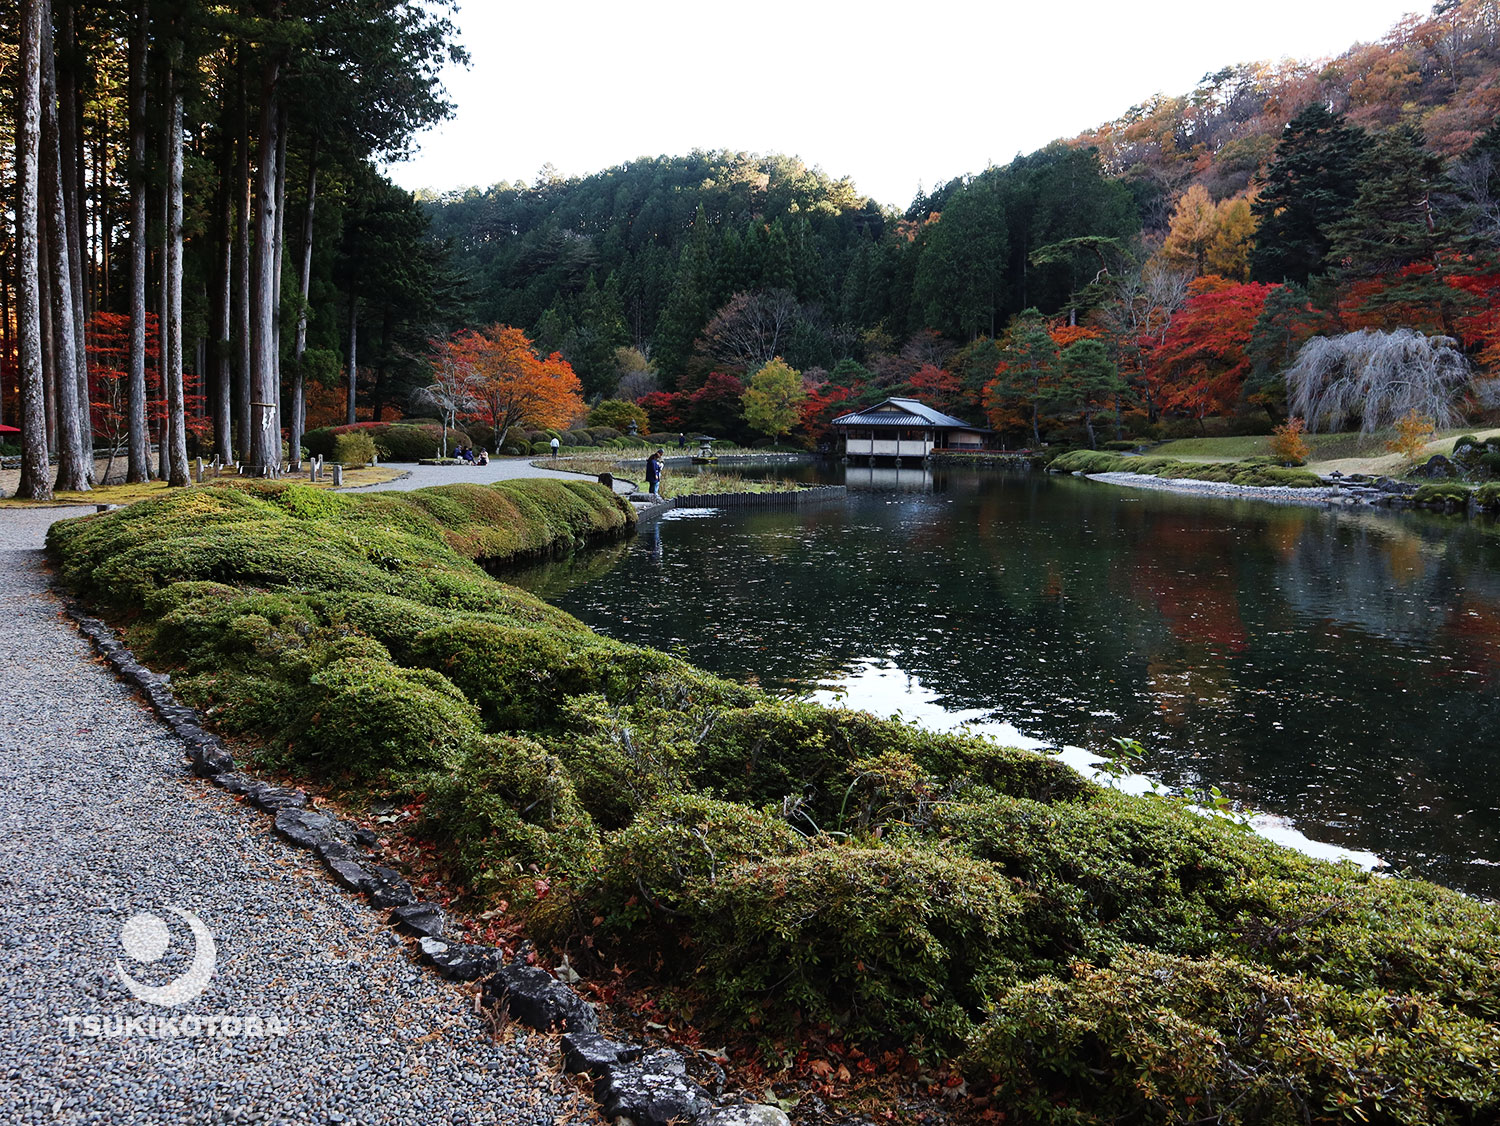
[0,507,581,1125]
[346,455,640,494]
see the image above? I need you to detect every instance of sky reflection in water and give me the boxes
[509,465,1500,894]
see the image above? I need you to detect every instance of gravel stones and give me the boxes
[0,507,579,1125]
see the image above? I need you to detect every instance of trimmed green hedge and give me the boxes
[46,479,1500,1121]
[304,421,470,462]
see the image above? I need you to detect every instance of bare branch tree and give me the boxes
[1286,328,1473,433]
[702,289,800,371]
[412,349,483,458]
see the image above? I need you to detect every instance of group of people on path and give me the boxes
[454,445,488,465]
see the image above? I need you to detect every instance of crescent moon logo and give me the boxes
[114,906,217,1007]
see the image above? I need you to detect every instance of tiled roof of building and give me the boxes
[831,397,983,430]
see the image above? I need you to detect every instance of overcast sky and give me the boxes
[385,0,1426,209]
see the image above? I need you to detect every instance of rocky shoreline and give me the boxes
[1084,469,1479,512]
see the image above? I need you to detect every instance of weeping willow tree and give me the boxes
[1286,328,1472,434]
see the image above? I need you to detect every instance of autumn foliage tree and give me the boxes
[87,311,208,482]
[741,358,806,442]
[432,325,584,443]
[1149,277,1275,425]
[1158,185,1258,281]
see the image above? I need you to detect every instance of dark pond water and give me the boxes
[510,462,1500,896]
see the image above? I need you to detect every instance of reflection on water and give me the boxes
[508,464,1500,894]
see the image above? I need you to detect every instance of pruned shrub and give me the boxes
[968,948,1500,1126]
[298,657,479,777]
[1048,450,1124,474]
[1414,482,1472,505]
[427,734,602,898]
[595,794,803,922]
[333,431,377,467]
[694,846,1027,1043]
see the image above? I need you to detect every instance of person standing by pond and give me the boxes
[646,449,664,496]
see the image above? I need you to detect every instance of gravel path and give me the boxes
[345,455,635,494]
[0,508,583,1125]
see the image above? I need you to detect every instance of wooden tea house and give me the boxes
[830,397,991,463]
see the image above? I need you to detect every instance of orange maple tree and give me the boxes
[432,325,584,441]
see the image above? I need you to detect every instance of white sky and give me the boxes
[386,0,1426,209]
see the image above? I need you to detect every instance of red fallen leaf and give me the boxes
[835,1065,851,1083]
[807,1060,833,1078]
[534,878,551,898]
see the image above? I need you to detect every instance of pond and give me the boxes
[510,462,1500,896]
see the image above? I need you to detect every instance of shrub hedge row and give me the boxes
[47,481,1500,1124]
[304,421,472,462]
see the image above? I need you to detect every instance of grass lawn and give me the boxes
[1150,427,1500,476]
[659,471,800,497]
[537,457,800,498]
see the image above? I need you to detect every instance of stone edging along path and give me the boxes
[61,602,792,1126]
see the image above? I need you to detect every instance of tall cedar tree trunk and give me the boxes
[41,5,90,493]
[40,219,57,450]
[248,55,281,473]
[163,41,190,486]
[0,265,11,429]
[58,1,90,483]
[15,0,52,500]
[272,101,287,402]
[234,55,252,463]
[158,178,169,482]
[345,294,359,424]
[96,86,111,310]
[290,138,319,470]
[212,126,234,463]
[125,0,150,480]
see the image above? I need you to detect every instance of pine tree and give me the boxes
[1329,125,1472,331]
[1251,105,1369,285]
[1050,338,1124,449]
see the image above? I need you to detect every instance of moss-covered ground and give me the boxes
[48,480,1500,1125]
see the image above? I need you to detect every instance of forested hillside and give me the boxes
[425,0,1500,448]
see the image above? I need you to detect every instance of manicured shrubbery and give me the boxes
[304,421,470,462]
[332,431,378,467]
[969,947,1500,1126]
[47,481,1500,1121]
[1414,482,1473,505]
